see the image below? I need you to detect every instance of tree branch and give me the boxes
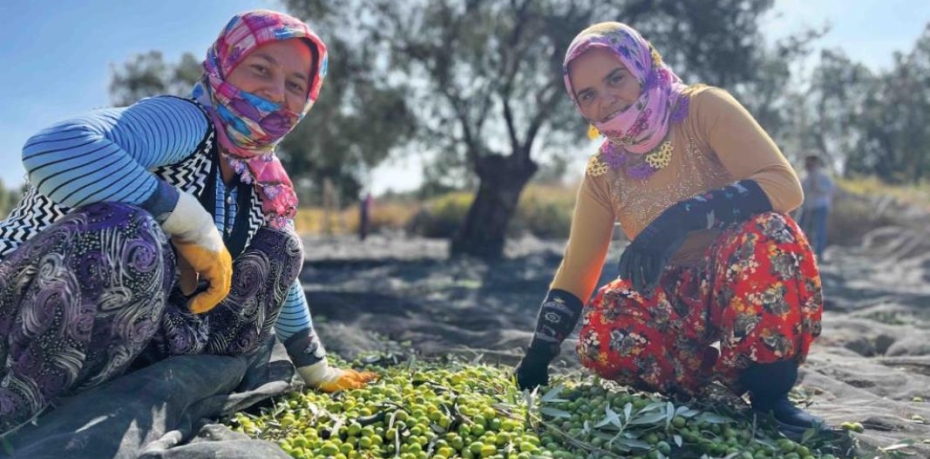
[501,96,521,153]
[499,0,535,155]
[522,81,563,160]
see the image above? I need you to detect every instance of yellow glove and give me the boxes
[296,359,379,393]
[161,190,232,314]
[175,253,198,297]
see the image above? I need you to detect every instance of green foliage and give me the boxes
[0,180,22,219]
[284,0,784,258]
[736,27,826,146]
[108,51,201,107]
[790,24,930,185]
[106,4,930,222]
[277,35,417,205]
[511,186,576,239]
[406,192,475,239]
[106,39,415,203]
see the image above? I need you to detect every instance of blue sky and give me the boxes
[1,1,928,194]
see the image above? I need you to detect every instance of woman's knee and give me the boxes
[737,212,806,244]
[715,212,814,272]
[60,203,175,294]
[243,227,304,283]
[576,317,648,377]
[66,202,162,234]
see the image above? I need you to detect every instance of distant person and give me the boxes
[514,22,824,436]
[359,192,374,241]
[0,10,375,434]
[798,154,835,260]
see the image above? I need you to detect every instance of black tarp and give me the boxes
[5,337,298,459]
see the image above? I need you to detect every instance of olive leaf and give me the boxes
[539,407,572,419]
[629,411,669,425]
[540,384,567,403]
[695,412,730,424]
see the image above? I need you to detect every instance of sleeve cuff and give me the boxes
[282,327,327,368]
[529,289,584,357]
[141,180,180,224]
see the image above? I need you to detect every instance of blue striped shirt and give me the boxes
[22,96,314,342]
[23,97,205,208]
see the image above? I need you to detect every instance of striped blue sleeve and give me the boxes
[21,96,209,211]
[274,279,315,342]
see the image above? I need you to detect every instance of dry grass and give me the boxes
[294,178,928,246]
[825,177,929,246]
[836,177,930,210]
[293,184,580,238]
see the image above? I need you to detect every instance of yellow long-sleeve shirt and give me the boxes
[550,85,803,303]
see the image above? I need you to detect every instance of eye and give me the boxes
[287,80,306,94]
[250,64,268,75]
[610,73,624,84]
[578,91,595,104]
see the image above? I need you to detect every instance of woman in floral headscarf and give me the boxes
[515,22,824,435]
[0,10,374,434]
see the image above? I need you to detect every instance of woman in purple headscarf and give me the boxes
[0,10,374,434]
[515,22,824,436]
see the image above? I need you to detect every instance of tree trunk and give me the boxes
[450,153,537,259]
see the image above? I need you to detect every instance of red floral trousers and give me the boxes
[578,212,823,396]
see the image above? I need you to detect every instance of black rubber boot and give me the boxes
[740,360,825,434]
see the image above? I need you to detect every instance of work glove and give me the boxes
[515,344,555,391]
[515,289,584,391]
[618,180,773,291]
[161,190,233,314]
[617,210,688,291]
[297,358,379,393]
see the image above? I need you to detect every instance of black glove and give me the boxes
[515,345,554,390]
[618,180,773,291]
[516,289,584,390]
[618,213,688,291]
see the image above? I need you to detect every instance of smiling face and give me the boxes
[568,48,643,123]
[226,38,314,113]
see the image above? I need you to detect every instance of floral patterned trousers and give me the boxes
[578,212,823,397]
[0,202,303,434]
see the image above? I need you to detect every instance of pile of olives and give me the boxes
[226,360,849,459]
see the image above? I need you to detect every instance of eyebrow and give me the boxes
[252,52,309,82]
[604,68,626,82]
[254,52,278,66]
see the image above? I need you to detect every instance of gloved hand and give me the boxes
[516,290,583,391]
[161,191,232,314]
[297,358,379,393]
[618,180,774,292]
[176,254,198,296]
[617,207,688,292]
[515,345,555,391]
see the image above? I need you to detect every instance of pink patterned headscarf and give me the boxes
[193,10,328,229]
[563,22,686,156]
